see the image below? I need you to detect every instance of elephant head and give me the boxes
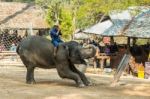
[56,41,96,65]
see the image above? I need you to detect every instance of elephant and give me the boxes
[16,36,96,87]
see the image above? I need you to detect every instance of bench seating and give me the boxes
[94,53,117,70]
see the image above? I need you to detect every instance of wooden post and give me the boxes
[112,54,131,86]
[100,59,104,70]
[93,59,97,73]
[127,37,130,47]
[110,36,114,44]
[132,37,137,45]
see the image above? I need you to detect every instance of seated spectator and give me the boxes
[110,42,118,53]
[90,40,99,47]
[0,43,6,51]
[9,43,17,61]
[99,41,105,53]
[9,43,17,51]
[104,43,110,55]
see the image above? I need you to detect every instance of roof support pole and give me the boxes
[110,36,114,44]
[127,37,130,48]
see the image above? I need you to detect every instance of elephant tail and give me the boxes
[16,44,20,55]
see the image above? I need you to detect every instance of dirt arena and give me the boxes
[0,66,150,99]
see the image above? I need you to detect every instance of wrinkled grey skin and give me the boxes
[17,36,96,87]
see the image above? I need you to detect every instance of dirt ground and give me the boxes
[0,66,150,99]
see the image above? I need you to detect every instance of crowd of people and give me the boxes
[80,38,119,55]
[79,38,150,70]
[0,30,23,51]
[79,38,121,68]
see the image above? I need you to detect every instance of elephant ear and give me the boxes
[62,44,70,58]
[67,45,87,65]
[60,42,87,65]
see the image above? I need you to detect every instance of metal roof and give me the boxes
[102,19,130,36]
[83,20,113,35]
[125,10,150,38]
[0,2,49,29]
[74,32,90,39]
[82,8,150,38]
[102,10,132,36]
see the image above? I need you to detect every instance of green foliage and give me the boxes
[136,39,149,45]
[75,0,150,28]
[42,0,74,40]
[15,0,35,2]
[35,0,150,40]
[60,8,73,40]
[2,0,35,2]
[2,0,150,40]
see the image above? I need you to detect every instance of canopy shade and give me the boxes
[74,32,90,39]
[102,10,132,36]
[125,9,150,38]
[83,20,113,35]
[82,8,150,38]
[109,10,132,21]
[0,2,49,29]
[102,19,130,36]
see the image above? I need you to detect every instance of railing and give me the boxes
[0,51,23,66]
[94,53,117,70]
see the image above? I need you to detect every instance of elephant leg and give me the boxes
[69,63,91,86]
[20,56,36,84]
[56,64,85,87]
[26,66,35,84]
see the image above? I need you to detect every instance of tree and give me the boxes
[36,0,79,40]
[35,0,150,40]
[1,0,35,2]
[75,0,150,29]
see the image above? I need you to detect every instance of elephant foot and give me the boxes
[84,80,94,86]
[87,82,93,86]
[76,81,85,88]
[82,80,91,86]
[77,83,85,88]
[26,80,36,84]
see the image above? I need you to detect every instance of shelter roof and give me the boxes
[0,2,49,29]
[102,19,130,36]
[74,32,90,39]
[125,9,150,38]
[102,10,132,36]
[83,20,113,35]
[83,10,132,36]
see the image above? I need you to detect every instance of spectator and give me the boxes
[110,42,118,53]
[0,43,6,51]
[104,43,110,55]
[9,43,17,51]
[99,41,105,53]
